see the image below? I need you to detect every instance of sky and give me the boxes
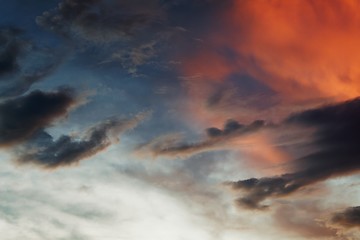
[0,0,359,239]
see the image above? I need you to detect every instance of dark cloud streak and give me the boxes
[136,119,267,159]
[228,98,360,209]
[332,206,360,228]
[16,112,148,169]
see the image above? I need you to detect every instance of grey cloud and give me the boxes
[207,119,265,137]
[227,171,327,210]
[106,40,158,75]
[227,175,300,210]
[16,112,148,169]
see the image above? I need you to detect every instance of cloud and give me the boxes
[0,27,25,77]
[227,98,360,209]
[175,0,360,127]
[0,155,220,240]
[332,206,360,228]
[182,0,360,101]
[36,0,163,43]
[227,175,299,210]
[0,26,68,98]
[136,119,267,159]
[0,55,66,99]
[16,112,148,169]
[274,201,339,239]
[105,40,158,75]
[285,97,360,175]
[0,88,76,147]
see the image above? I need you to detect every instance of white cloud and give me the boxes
[0,151,217,240]
[1,146,356,240]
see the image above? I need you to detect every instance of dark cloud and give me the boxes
[16,112,148,169]
[227,98,360,209]
[228,175,299,210]
[36,0,163,43]
[0,26,68,98]
[0,27,26,77]
[0,88,76,147]
[332,206,360,228]
[205,119,266,140]
[0,54,66,98]
[136,119,267,159]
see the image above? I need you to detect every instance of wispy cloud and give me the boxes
[36,0,163,43]
[227,98,360,209]
[135,119,268,159]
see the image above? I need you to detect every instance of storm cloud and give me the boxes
[227,98,360,209]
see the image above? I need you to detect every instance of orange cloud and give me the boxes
[180,0,360,126]
[226,0,360,101]
[231,133,289,172]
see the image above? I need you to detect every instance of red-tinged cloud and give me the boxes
[274,202,339,239]
[180,0,360,125]
[228,0,360,100]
